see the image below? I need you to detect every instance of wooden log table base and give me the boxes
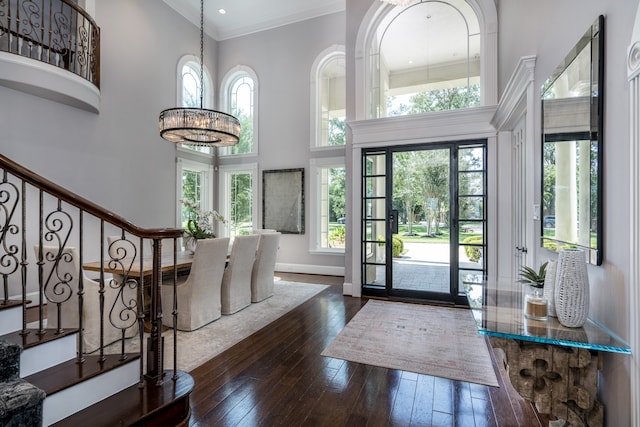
[490,337,603,427]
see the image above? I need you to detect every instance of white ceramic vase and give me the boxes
[543,259,557,317]
[554,249,589,327]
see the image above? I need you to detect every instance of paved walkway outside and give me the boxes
[370,242,482,293]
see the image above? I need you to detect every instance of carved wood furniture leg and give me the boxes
[490,337,603,426]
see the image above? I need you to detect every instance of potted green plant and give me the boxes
[518,262,549,320]
[517,262,548,288]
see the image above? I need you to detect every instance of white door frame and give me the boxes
[491,56,537,284]
[627,6,640,424]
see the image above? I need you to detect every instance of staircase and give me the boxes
[0,335,45,426]
[0,154,194,426]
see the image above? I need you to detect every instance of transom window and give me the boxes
[177,55,214,156]
[371,0,481,118]
[220,67,258,156]
[312,48,346,148]
[182,63,202,108]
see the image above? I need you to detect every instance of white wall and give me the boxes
[0,0,218,227]
[216,12,347,273]
[498,1,638,425]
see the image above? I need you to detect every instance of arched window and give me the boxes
[357,0,497,119]
[311,46,346,148]
[220,66,258,156]
[176,55,214,155]
[178,55,213,108]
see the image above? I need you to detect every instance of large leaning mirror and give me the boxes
[541,15,604,265]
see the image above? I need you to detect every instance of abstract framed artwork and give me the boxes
[262,168,305,234]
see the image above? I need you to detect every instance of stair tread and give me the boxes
[51,370,194,427]
[25,353,141,395]
[1,328,78,350]
[0,300,26,311]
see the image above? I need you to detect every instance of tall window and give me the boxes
[218,164,258,238]
[310,157,346,252]
[371,0,481,118]
[177,55,214,155]
[220,66,258,156]
[311,47,346,148]
[176,56,215,235]
[178,159,213,229]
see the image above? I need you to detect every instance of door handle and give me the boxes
[389,210,399,234]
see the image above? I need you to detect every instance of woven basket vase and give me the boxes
[554,249,589,327]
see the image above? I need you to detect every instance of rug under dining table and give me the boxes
[111,280,329,372]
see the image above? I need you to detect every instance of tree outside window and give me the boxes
[387,85,480,116]
[229,171,253,237]
[180,164,212,230]
[311,158,345,251]
[230,75,254,155]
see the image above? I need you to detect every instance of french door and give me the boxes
[361,141,487,305]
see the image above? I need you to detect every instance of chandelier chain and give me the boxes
[158,0,240,146]
[199,0,204,109]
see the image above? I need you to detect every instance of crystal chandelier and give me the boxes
[159,0,240,147]
[380,0,414,6]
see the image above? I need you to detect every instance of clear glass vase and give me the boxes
[184,236,197,255]
[524,285,548,320]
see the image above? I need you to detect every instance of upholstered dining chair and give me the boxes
[36,245,138,353]
[161,237,229,331]
[251,232,281,302]
[221,234,260,315]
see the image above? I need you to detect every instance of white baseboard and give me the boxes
[342,282,353,295]
[275,263,344,277]
[342,282,361,297]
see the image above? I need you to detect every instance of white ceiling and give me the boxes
[161,1,476,83]
[161,0,346,41]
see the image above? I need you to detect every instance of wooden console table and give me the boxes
[466,280,630,427]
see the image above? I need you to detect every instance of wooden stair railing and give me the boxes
[0,153,183,386]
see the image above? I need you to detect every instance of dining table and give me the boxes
[82,251,196,338]
[82,251,195,278]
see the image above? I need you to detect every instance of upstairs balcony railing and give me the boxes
[0,153,183,385]
[0,0,100,88]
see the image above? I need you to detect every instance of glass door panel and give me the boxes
[457,145,487,294]
[362,152,387,289]
[391,148,452,297]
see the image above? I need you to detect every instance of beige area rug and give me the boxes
[321,299,500,387]
[117,281,328,372]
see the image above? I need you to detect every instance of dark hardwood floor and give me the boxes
[186,273,550,427]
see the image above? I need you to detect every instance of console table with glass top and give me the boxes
[466,281,631,427]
